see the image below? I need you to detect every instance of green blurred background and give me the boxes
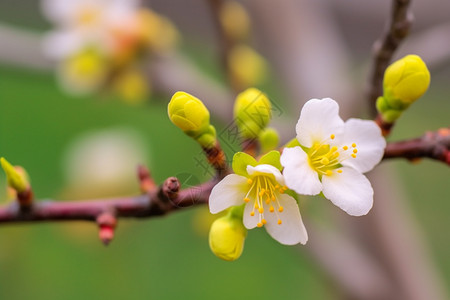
[1,1,450,299]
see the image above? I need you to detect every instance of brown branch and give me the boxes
[367,0,413,116]
[383,128,450,165]
[0,177,218,224]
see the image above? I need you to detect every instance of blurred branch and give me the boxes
[206,0,237,93]
[0,23,51,70]
[383,127,450,165]
[366,0,413,116]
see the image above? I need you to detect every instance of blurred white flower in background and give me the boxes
[61,127,149,198]
[41,0,178,102]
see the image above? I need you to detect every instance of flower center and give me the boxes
[308,134,358,176]
[242,175,287,228]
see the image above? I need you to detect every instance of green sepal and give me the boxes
[283,137,301,149]
[258,150,282,171]
[232,152,257,176]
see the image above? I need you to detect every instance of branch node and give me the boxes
[137,164,156,193]
[159,177,180,202]
[97,212,117,246]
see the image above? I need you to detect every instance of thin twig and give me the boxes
[383,128,450,165]
[0,178,218,224]
[367,0,413,116]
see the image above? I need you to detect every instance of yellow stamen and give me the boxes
[250,211,255,216]
[258,207,264,213]
[269,206,274,212]
[262,219,267,225]
[330,134,335,140]
[326,170,333,176]
[343,146,348,150]
[278,206,284,213]
[277,219,282,225]
[257,222,263,227]
[337,169,343,173]
[352,143,357,148]
[353,149,358,154]
[244,197,250,203]
[247,178,253,184]
[351,153,357,158]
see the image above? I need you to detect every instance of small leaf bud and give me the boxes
[0,157,29,193]
[258,127,280,153]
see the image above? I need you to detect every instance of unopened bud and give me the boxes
[234,88,271,139]
[228,45,268,89]
[219,1,250,41]
[377,55,430,123]
[168,91,216,148]
[209,207,247,261]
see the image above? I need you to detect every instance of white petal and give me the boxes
[280,147,322,195]
[340,119,386,173]
[296,98,345,148]
[264,194,308,245]
[247,164,284,185]
[321,167,373,216]
[243,202,259,229]
[209,174,248,214]
[41,0,79,25]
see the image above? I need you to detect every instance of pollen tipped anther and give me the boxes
[278,206,284,213]
[277,219,282,225]
[257,222,263,228]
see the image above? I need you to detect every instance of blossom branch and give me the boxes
[384,128,450,165]
[367,0,413,116]
[206,0,240,94]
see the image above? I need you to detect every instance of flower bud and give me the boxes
[228,45,268,90]
[219,1,250,41]
[209,209,247,261]
[383,55,430,106]
[234,88,271,139]
[168,91,216,148]
[0,157,29,193]
[377,55,430,123]
[258,127,280,153]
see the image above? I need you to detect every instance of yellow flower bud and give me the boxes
[0,157,29,193]
[219,1,250,41]
[234,88,271,139]
[383,54,430,106]
[228,45,268,90]
[209,214,247,261]
[168,92,216,148]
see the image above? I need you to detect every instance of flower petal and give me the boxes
[243,202,259,229]
[264,194,308,245]
[321,167,373,216]
[340,119,386,173]
[280,147,322,195]
[296,98,345,148]
[209,174,248,214]
[247,164,284,185]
